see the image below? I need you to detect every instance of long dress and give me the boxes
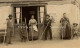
[60,17,71,39]
[29,19,38,40]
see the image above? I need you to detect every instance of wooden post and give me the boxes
[21,7,22,24]
[11,6,15,37]
[39,6,47,40]
[37,6,40,40]
[25,18,29,41]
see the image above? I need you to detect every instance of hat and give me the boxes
[63,13,66,14]
[73,23,78,26]
[8,14,12,17]
[46,14,50,17]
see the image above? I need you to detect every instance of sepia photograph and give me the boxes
[0,0,80,48]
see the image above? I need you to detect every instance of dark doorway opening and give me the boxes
[22,6,38,26]
[13,6,46,41]
[22,6,38,40]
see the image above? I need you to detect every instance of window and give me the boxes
[40,7,45,23]
[14,7,22,24]
[13,6,45,25]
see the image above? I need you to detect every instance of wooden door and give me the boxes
[13,7,22,41]
[38,6,47,39]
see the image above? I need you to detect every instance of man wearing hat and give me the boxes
[44,14,53,40]
[6,14,13,44]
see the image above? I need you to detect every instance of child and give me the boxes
[19,23,28,42]
[72,23,79,39]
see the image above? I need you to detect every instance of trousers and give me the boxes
[44,27,52,40]
[6,28,12,44]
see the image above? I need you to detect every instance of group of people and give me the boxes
[6,14,39,44]
[5,13,79,44]
[19,15,38,41]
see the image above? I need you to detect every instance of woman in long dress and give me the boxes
[60,13,71,39]
[29,15,38,40]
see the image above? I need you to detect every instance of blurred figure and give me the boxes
[60,13,71,39]
[72,23,79,39]
[19,22,28,42]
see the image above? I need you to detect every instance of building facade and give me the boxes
[0,0,80,40]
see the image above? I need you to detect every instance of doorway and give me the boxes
[13,6,46,41]
[22,7,38,38]
[22,6,38,26]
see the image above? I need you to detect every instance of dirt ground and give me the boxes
[0,38,80,48]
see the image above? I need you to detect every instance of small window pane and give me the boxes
[15,8,21,24]
[40,13,44,23]
[16,8,20,13]
[40,7,44,12]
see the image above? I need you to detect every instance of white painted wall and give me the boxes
[0,6,11,29]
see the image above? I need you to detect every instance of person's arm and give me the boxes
[72,27,74,33]
[35,20,37,25]
[67,18,70,23]
[67,18,71,28]
[78,27,79,33]
[26,25,28,29]
[51,17,55,23]
[60,18,62,23]
[12,19,14,27]
[48,19,52,26]
[60,18,63,27]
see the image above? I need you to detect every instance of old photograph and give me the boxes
[0,0,80,48]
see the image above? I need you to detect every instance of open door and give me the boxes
[38,6,46,39]
[13,5,46,41]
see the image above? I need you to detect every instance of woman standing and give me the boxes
[60,13,71,39]
[29,15,38,41]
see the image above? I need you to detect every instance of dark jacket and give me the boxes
[7,19,13,28]
[44,19,52,28]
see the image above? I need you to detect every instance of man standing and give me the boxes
[6,14,13,44]
[44,14,52,40]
